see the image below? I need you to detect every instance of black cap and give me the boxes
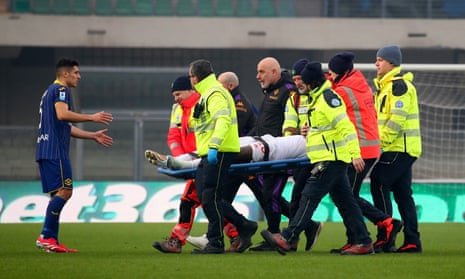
[171,76,192,92]
[301,62,325,85]
[328,52,355,75]
[291,58,309,76]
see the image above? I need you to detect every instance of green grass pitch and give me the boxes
[1,222,464,278]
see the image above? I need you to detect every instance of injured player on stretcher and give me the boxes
[145,134,307,170]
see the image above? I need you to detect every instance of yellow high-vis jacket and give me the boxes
[193,74,240,156]
[374,67,422,158]
[306,80,361,164]
[282,91,311,136]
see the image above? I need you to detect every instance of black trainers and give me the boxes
[249,241,275,251]
[191,243,225,254]
[304,221,323,251]
[236,220,258,253]
[152,238,182,253]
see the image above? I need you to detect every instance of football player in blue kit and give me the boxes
[35,58,113,253]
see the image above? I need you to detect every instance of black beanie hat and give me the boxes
[328,52,355,75]
[171,76,192,92]
[291,58,309,76]
[301,62,325,85]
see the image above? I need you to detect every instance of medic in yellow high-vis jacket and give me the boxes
[370,45,422,253]
[192,73,240,156]
[267,62,373,255]
[306,79,361,164]
[188,60,256,254]
[374,67,422,158]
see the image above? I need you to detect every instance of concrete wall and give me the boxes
[2,14,465,49]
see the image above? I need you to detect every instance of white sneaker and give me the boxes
[186,234,208,249]
[144,149,168,168]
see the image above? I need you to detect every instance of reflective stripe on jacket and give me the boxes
[332,70,380,159]
[306,80,361,163]
[282,92,311,136]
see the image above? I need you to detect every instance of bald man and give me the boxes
[248,57,304,252]
[218,72,257,137]
[250,57,297,137]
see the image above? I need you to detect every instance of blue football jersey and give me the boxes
[36,81,73,160]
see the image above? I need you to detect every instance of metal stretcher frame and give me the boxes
[157,157,311,179]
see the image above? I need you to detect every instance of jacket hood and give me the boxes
[336,70,371,93]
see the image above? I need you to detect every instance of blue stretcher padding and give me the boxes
[157,157,311,179]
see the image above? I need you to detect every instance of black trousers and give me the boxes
[289,166,313,220]
[222,174,291,220]
[343,158,389,243]
[283,161,372,245]
[370,152,421,245]
[196,152,248,248]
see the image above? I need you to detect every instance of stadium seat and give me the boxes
[155,0,173,16]
[276,0,295,17]
[31,0,52,14]
[197,0,214,17]
[176,0,195,16]
[115,0,134,15]
[12,0,31,13]
[53,0,72,14]
[73,0,92,15]
[216,0,234,17]
[95,0,114,15]
[134,0,154,15]
[236,0,254,17]
[257,0,275,17]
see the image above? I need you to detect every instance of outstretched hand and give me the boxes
[92,111,113,125]
[94,129,113,147]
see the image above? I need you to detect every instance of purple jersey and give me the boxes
[35,81,73,161]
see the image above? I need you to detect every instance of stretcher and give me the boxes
[157,157,311,179]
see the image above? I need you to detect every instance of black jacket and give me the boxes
[231,87,257,137]
[248,70,297,137]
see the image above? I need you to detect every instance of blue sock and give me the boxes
[41,196,66,240]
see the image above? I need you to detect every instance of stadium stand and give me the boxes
[276,0,296,17]
[216,0,234,17]
[155,0,173,16]
[134,0,153,15]
[95,0,113,15]
[176,0,195,16]
[53,0,72,14]
[30,0,51,14]
[236,0,254,17]
[73,0,92,15]
[11,0,30,13]
[257,0,275,17]
[197,0,214,16]
[115,0,134,15]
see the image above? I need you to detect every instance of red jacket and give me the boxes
[167,92,200,156]
[332,70,380,159]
